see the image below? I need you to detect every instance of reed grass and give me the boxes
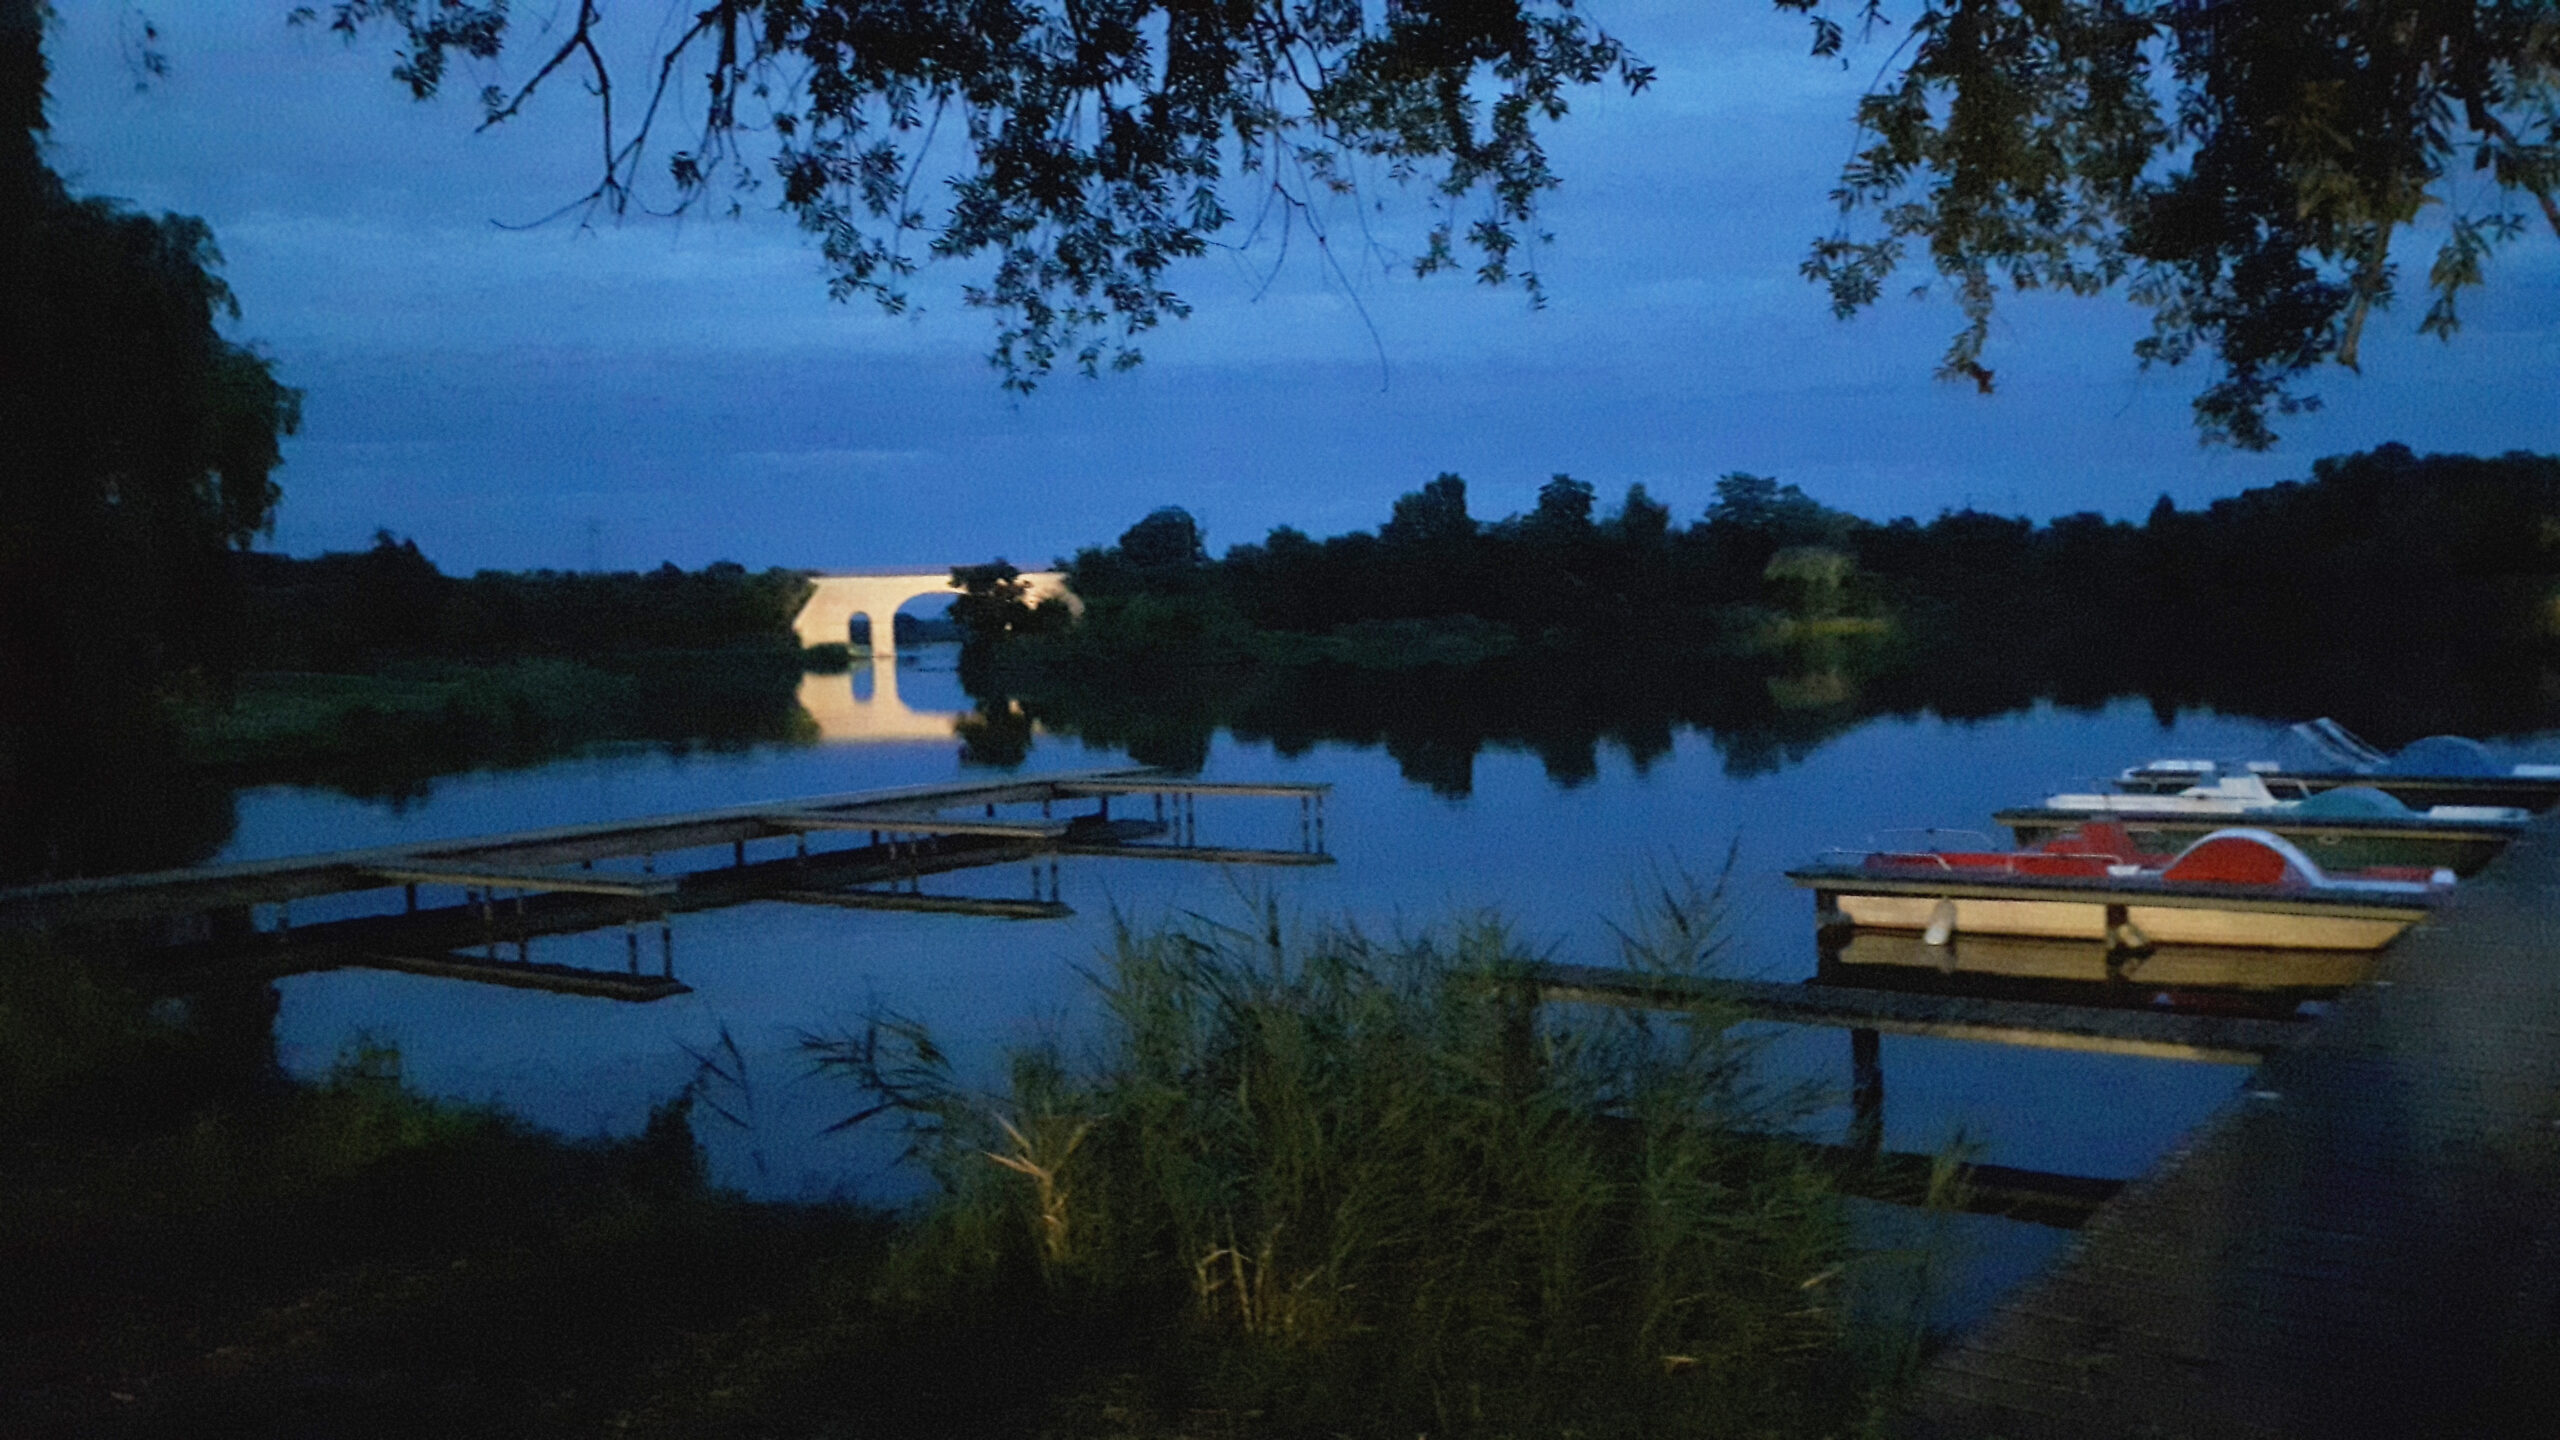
[807,877,1889,1438]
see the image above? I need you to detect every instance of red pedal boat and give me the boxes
[1786,821,2452,952]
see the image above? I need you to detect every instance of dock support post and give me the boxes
[514,891,529,964]
[1850,1027,1884,1156]
[659,915,673,978]
[625,916,640,974]
[404,882,418,914]
[734,839,747,868]
[1315,793,1326,852]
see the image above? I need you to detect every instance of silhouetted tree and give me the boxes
[3,0,299,876]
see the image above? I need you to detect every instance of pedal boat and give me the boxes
[2118,719,2560,811]
[1997,774,2525,876]
[1786,822,2452,952]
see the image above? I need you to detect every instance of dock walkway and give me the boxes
[1909,802,2560,1436]
[0,768,1333,1001]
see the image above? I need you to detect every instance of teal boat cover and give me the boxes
[2383,735,2502,776]
[2293,785,2416,818]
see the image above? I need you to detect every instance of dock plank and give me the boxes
[1054,842,1336,866]
[765,810,1074,840]
[362,863,679,898]
[1051,779,1331,798]
[770,889,1073,919]
[1527,963,2307,1064]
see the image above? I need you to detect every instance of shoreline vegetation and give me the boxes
[950,445,2560,786]
[182,543,821,792]
[25,438,2549,867]
[3,890,1931,1439]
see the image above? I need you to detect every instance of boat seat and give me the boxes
[2161,832,2306,887]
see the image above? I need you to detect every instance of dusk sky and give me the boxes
[40,0,2560,574]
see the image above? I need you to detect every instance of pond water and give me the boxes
[209,647,2560,1324]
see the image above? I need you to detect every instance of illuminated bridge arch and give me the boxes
[790,569,1079,657]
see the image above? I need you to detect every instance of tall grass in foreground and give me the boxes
[809,882,1892,1438]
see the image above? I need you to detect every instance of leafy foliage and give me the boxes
[310,0,1653,391]
[1790,0,2560,447]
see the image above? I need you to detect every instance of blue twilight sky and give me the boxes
[37,1,2560,573]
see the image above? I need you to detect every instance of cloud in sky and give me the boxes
[39,0,2560,570]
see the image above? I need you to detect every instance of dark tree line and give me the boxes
[1048,445,2560,671]
[230,535,813,670]
[1048,471,1876,664]
[970,445,2560,790]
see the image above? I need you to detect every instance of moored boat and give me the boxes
[1818,927,2376,994]
[1786,822,2451,953]
[1998,776,2525,875]
[2117,719,2560,810]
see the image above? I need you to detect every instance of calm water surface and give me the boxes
[214,648,2554,1317]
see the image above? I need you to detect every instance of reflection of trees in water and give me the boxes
[955,700,1034,769]
[992,647,1889,797]
[987,617,2560,798]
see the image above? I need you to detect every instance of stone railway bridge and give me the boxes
[791,569,1078,657]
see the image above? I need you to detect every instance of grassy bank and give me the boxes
[7,888,1920,1438]
[167,648,816,793]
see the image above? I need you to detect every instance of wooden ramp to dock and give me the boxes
[1906,807,2560,1438]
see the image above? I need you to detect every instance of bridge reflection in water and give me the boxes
[795,655,1001,744]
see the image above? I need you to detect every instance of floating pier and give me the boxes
[2,768,1331,1000]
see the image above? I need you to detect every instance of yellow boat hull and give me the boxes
[1834,893,2412,952]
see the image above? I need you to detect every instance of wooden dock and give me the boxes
[1905,802,2560,1436]
[1526,963,2312,1066]
[4,768,1333,1000]
[0,769,1327,927]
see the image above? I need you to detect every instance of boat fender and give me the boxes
[2111,916,2152,952]
[1922,897,1958,947]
